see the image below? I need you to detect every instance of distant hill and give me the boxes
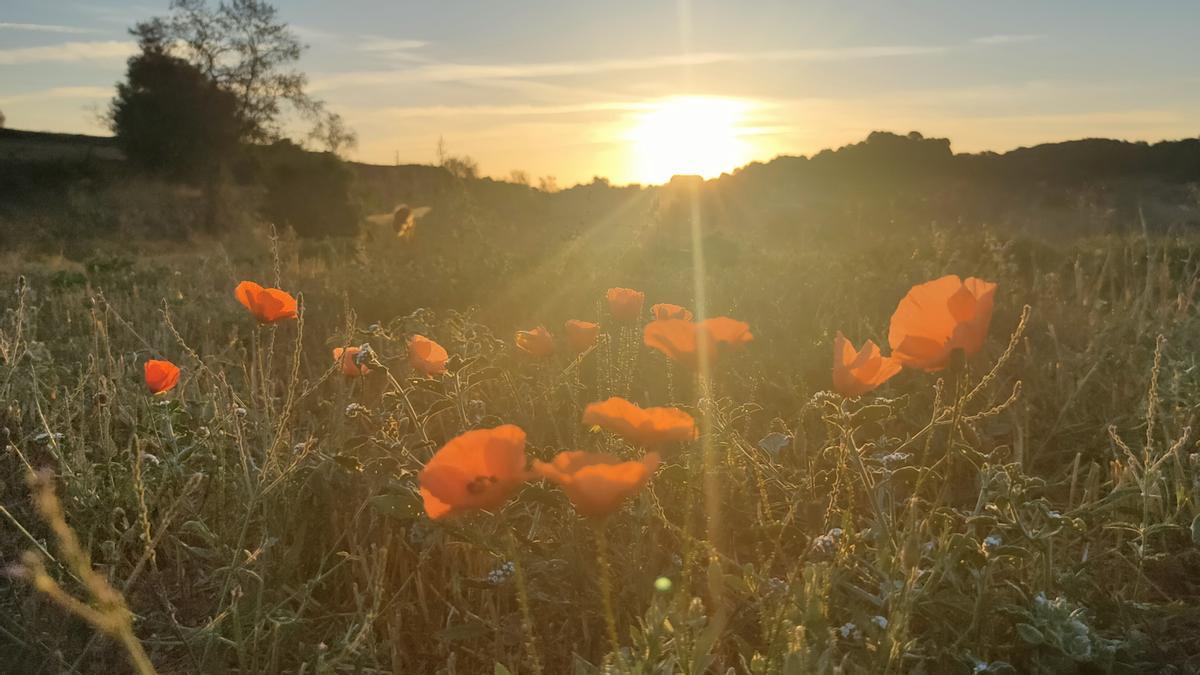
[0,128,123,163]
[4,127,1200,245]
[721,131,1200,190]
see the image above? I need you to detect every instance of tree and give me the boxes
[258,140,359,237]
[108,35,240,179]
[435,136,479,179]
[132,0,345,145]
[307,111,357,157]
[0,109,5,128]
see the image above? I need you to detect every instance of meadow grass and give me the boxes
[1,219,1199,674]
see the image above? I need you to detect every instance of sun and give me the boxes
[626,96,754,184]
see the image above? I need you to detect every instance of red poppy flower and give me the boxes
[408,334,449,377]
[515,325,556,358]
[533,451,661,517]
[606,287,645,323]
[234,281,298,323]
[564,320,600,354]
[833,331,901,397]
[651,303,694,321]
[333,347,369,377]
[419,425,530,519]
[582,397,697,447]
[144,359,180,395]
[643,317,753,370]
[888,275,997,372]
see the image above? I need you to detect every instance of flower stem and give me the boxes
[593,520,625,672]
[507,529,544,675]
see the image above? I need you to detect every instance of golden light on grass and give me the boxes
[626,96,755,184]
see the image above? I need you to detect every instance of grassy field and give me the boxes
[2,205,1200,674]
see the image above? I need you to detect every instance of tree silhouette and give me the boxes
[133,0,346,146]
[108,34,239,180]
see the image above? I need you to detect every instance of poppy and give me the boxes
[333,347,369,377]
[832,331,901,397]
[419,425,530,519]
[515,325,556,358]
[564,320,600,354]
[533,450,661,517]
[651,303,694,321]
[643,317,753,370]
[582,397,697,447]
[888,275,997,372]
[234,281,298,323]
[408,334,449,377]
[606,287,645,323]
[144,359,180,395]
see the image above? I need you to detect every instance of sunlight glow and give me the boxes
[626,96,754,184]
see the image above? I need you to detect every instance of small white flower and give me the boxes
[983,534,1002,551]
[871,615,888,630]
[486,561,516,586]
[879,451,911,466]
[234,407,248,418]
[838,622,859,639]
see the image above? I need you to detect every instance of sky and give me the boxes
[2,1,1200,185]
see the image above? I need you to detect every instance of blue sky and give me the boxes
[2,1,1199,184]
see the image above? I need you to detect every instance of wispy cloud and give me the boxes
[357,36,430,53]
[0,86,113,105]
[0,40,136,66]
[352,100,641,121]
[972,34,1045,46]
[311,44,947,91]
[0,22,97,34]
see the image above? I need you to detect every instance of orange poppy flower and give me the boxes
[234,281,298,323]
[515,325,556,358]
[582,397,697,447]
[564,320,600,354]
[408,334,449,376]
[651,303,694,321]
[333,347,369,377]
[833,332,901,397]
[419,425,530,520]
[533,450,661,517]
[144,359,180,395]
[888,275,997,372]
[606,287,645,323]
[643,317,754,370]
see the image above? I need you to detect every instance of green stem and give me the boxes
[507,530,544,675]
[594,520,624,672]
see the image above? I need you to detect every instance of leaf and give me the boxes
[470,366,505,385]
[369,492,423,521]
[757,432,791,456]
[494,663,514,675]
[1016,623,1044,645]
[413,378,447,394]
[421,398,458,421]
[1192,513,1200,545]
[849,404,893,426]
